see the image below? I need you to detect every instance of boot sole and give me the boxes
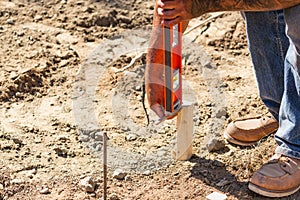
[223,131,258,147]
[249,182,300,197]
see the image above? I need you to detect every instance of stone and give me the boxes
[125,134,137,141]
[19,168,37,178]
[40,186,50,194]
[79,176,95,193]
[124,176,132,181]
[113,169,127,180]
[142,170,151,176]
[79,135,89,142]
[215,107,227,118]
[205,136,225,152]
[6,19,14,25]
[10,179,23,184]
[94,132,103,141]
[34,15,43,21]
[0,183,3,190]
[206,192,227,200]
[108,193,119,200]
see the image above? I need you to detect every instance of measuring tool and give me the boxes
[156,23,183,124]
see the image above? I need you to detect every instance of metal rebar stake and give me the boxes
[103,132,107,200]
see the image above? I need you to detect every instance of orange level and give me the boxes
[163,23,183,114]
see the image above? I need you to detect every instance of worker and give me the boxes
[145,0,300,197]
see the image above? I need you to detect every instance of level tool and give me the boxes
[160,23,183,122]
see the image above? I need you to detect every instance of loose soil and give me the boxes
[0,1,298,200]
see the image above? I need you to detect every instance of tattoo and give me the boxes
[190,0,300,18]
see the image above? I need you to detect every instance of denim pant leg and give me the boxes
[243,11,289,120]
[275,5,300,159]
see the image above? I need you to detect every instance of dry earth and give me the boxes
[0,0,299,200]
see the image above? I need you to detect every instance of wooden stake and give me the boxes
[174,103,194,160]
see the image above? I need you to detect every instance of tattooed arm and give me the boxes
[157,0,300,26]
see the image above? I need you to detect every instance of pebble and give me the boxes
[79,176,95,192]
[157,150,166,157]
[113,169,127,180]
[59,60,69,68]
[17,31,25,37]
[79,135,89,142]
[6,19,14,25]
[20,168,37,178]
[125,134,137,141]
[205,137,225,152]
[108,193,120,200]
[142,170,151,176]
[124,176,132,181]
[0,183,3,190]
[10,179,23,184]
[206,192,227,200]
[40,186,50,194]
[215,107,227,118]
[94,132,103,141]
[135,85,141,91]
[95,144,102,151]
[34,15,43,21]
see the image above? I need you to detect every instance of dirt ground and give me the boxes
[1,1,299,200]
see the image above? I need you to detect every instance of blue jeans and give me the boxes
[244,5,300,159]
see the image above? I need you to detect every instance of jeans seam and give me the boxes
[274,11,286,66]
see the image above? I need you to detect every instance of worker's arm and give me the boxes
[146,0,300,118]
[145,1,188,118]
[157,0,300,26]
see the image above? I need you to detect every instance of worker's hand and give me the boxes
[156,0,205,27]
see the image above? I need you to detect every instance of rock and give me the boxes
[12,138,23,145]
[95,144,102,151]
[59,60,69,68]
[215,107,227,118]
[206,192,227,200]
[95,132,103,141]
[40,186,50,194]
[56,33,79,45]
[0,183,3,190]
[118,15,131,24]
[125,134,137,141]
[124,176,132,181]
[10,179,23,184]
[205,137,225,152]
[135,85,141,91]
[113,169,127,180]
[142,170,151,176]
[19,168,37,178]
[79,176,95,193]
[34,15,43,21]
[6,19,14,25]
[157,150,166,157]
[79,135,90,142]
[108,193,120,200]
[17,31,24,37]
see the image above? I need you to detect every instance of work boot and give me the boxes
[249,154,300,197]
[223,115,278,146]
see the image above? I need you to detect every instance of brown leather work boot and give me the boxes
[223,115,278,146]
[249,154,300,197]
